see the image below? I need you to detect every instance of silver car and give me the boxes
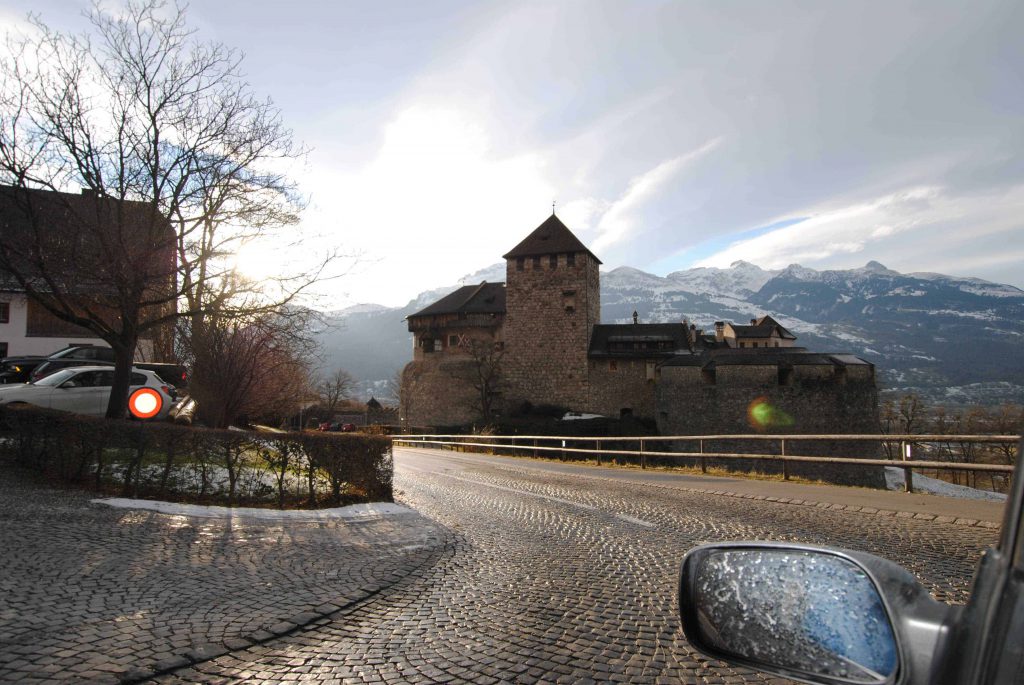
[0,366,175,419]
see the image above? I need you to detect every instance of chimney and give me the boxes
[750,318,757,326]
[714,322,724,342]
[632,310,639,325]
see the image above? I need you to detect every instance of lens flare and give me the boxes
[747,397,794,431]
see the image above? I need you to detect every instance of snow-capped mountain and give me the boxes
[316,261,1024,407]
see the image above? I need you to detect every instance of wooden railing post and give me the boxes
[596,439,601,465]
[781,439,789,481]
[640,439,646,470]
[700,439,707,473]
[902,440,914,493]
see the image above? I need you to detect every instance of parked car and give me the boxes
[677,438,1024,685]
[0,366,176,419]
[0,344,107,384]
[26,345,188,389]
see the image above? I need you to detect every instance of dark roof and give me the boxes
[729,324,797,340]
[660,347,873,369]
[502,214,602,264]
[408,281,506,318]
[731,316,797,340]
[589,323,690,358]
[0,185,175,293]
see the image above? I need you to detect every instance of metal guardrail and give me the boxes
[393,433,1020,493]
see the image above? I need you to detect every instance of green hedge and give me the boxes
[0,404,392,508]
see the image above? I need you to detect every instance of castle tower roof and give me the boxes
[501,214,602,264]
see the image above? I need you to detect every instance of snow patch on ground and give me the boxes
[884,467,1007,501]
[93,498,417,521]
[562,412,604,421]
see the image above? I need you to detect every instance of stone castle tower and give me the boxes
[501,214,601,410]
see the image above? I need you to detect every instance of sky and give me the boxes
[2,0,1022,308]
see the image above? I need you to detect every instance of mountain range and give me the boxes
[315,261,1024,407]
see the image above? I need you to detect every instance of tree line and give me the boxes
[880,394,1021,491]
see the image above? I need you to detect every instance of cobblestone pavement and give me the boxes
[144,447,1000,684]
[0,469,447,684]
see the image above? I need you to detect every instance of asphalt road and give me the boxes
[150,447,1000,684]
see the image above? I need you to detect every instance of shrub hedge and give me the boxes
[0,404,393,508]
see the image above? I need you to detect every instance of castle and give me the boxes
[401,214,879,456]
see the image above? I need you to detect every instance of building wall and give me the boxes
[502,252,600,411]
[0,292,102,356]
[587,358,658,418]
[401,357,486,429]
[0,292,155,359]
[655,365,883,487]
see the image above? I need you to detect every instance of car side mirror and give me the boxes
[678,543,949,685]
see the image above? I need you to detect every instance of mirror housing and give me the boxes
[679,542,953,685]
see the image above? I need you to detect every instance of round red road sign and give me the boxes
[129,387,163,419]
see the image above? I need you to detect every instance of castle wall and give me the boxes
[401,358,483,429]
[655,366,883,487]
[503,252,599,411]
[401,323,504,428]
[587,358,657,418]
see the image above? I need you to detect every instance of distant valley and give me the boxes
[315,261,1024,407]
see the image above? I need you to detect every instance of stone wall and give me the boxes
[401,324,503,428]
[503,252,600,411]
[400,358,482,429]
[587,358,657,418]
[655,365,883,487]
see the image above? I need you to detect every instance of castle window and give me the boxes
[646,362,656,381]
[562,289,576,313]
[609,360,618,371]
[516,257,524,271]
[567,253,576,267]
[778,367,794,386]
[0,302,8,323]
[739,342,746,348]
[701,368,716,385]
[549,254,557,269]
[752,342,758,348]
[448,334,459,347]
[420,337,435,353]
[532,256,541,269]
[0,343,6,358]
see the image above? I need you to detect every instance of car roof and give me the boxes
[61,365,156,376]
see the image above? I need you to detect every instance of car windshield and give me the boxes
[32,369,76,386]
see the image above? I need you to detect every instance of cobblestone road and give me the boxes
[0,469,446,684]
[143,447,998,684]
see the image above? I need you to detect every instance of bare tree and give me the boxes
[187,309,314,428]
[0,1,332,417]
[317,368,355,416]
[451,339,504,424]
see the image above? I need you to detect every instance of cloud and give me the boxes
[294,105,555,306]
[694,182,1024,281]
[590,137,722,253]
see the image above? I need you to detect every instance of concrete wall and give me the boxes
[502,252,600,411]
